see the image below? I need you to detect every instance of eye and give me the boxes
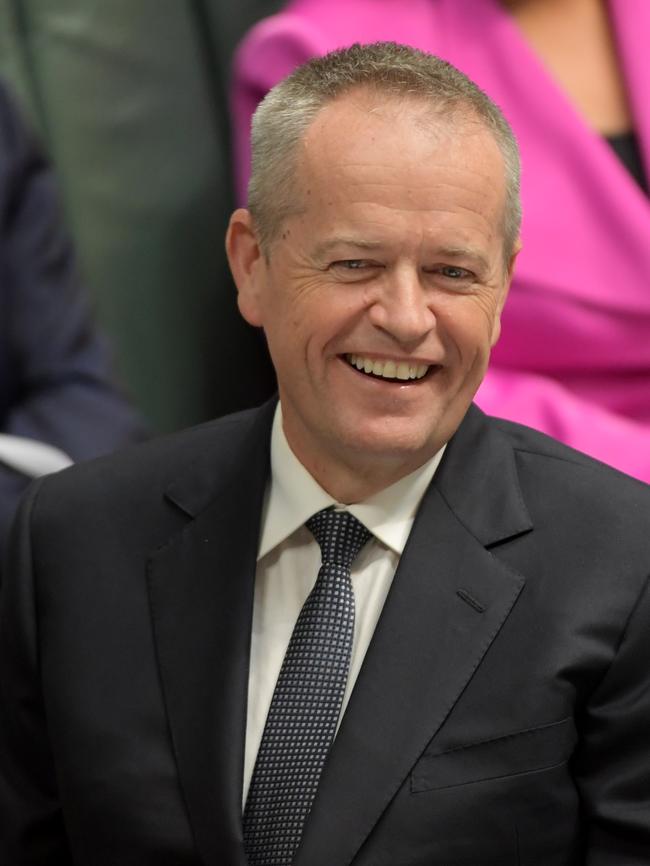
[438,265,472,280]
[331,259,372,270]
[423,263,477,291]
[328,259,382,280]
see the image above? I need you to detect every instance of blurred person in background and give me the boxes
[0,81,147,565]
[231,0,650,481]
[0,0,283,436]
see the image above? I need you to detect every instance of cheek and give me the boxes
[263,300,321,373]
[287,292,360,351]
[490,316,502,346]
[437,303,500,361]
[260,288,302,339]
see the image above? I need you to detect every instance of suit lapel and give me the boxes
[147,402,275,866]
[294,407,532,866]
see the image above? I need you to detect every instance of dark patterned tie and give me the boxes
[243,508,372,866]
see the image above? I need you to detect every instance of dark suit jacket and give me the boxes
[1,400,649,865]
[0,81,146,559]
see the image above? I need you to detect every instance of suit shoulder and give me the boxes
[492,415,650,503]
[34,403,271,507]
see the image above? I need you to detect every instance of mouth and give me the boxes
[343,353,434,383]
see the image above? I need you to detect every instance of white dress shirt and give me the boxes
[243,405,445,804]
[0,434,71,477]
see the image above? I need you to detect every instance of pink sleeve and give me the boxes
[476,367,650,483]
[230,15,329,205]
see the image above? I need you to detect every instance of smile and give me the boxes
[344,354,430,382]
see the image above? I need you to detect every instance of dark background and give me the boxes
[0,0,281,432]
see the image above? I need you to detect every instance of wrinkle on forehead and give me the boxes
[338,175,503,215]
[296,178,503,256]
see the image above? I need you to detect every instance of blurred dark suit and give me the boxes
[0,82,146,560]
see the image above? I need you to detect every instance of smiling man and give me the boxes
[228,81,515,504]
[2,43,650,866]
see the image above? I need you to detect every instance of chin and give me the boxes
[333,419,439,462]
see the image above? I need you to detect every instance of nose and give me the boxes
[367,266,436,345]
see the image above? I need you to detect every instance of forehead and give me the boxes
[292,89,507,249]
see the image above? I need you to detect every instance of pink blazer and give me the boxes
[231,0,650,481]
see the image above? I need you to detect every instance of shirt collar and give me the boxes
[257,403,446,559]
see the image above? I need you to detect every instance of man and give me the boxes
[1,43,649,865]
[0,81,147,569]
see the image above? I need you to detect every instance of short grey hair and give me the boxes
[248,41,522,260]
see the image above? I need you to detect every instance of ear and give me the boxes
[225,208,267,327]
[490,238,521,346]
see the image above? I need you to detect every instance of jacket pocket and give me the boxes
[411,716,576,793]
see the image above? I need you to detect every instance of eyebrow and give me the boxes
[432,246,490,273]
[311,237,385,260]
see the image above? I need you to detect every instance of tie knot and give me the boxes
[306,508,371,569]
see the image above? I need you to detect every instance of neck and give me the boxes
[301,457,408,504]
[283,427,440,504]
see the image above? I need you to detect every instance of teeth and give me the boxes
[396,362,410,380]
[346,355,430,381]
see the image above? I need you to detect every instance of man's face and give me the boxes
[229,91,517,494]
